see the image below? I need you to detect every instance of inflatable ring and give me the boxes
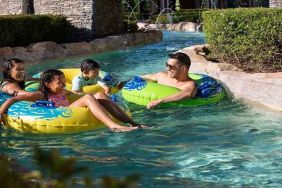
[0,92,130,134]
[121,73,225,107]
[29,68,120,93]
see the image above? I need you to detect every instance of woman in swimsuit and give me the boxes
[0,58,29,96]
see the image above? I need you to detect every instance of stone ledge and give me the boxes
[181,44,282,111]
[138,22,203,32]
[0,31,163,65]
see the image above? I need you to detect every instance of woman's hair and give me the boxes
[81,59,100,72]
[2,58,25,89]
[40,69,64,95]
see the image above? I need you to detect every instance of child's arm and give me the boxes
[100,85,111,95]
[71,77,83,94]
[97,77,111,95]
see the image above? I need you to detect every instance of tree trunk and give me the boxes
[22,0,34,14]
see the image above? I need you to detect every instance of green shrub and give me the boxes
[124,20,139,32]
[0,14,74,47]
[124,11,141,22]
[123,11,139,33]
[1,146,139,188]
[150,9,207,24]
[203,8,282,72]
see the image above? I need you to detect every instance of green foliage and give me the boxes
[150,9,207,24]
[124,21,139,33]
[0,155,31,188]
[124,12,141,22]
[175,0,180,11]
[123,11,139,33]
[0,14,74,47]
[0,146,139,188]
[203,8,282,72]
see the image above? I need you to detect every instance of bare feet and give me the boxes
[110,125,138,132]
[130,124,149,128]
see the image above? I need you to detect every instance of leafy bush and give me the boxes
[123,11,139,33]
[0,146,139,188]
[124,11,141,22]
[0,15,74,47]
[203,8,282,72]
[150,9,207,24]
[124,20,138,33]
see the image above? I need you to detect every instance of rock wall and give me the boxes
[269,0,282,7]
[0,0,124,40]
[93,0,124,38]
[0,31,162,65]
[0,0,21,14]
[34,0,93,30]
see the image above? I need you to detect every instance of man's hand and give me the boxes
[117,80,130,90]
[146,99,162,109]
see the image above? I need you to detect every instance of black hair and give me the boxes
[40,69,64,97]
[2,58,25,89]
[168,52,191,69]
[80,59,100,72]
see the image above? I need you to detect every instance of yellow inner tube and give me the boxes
[61,68,119,93]
[1,93,130,134]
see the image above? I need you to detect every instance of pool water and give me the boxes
[1,31,282,187]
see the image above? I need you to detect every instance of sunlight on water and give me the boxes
[1,31,282,187]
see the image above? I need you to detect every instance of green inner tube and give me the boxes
[121,73,225,107]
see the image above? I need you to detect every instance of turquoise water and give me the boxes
[1,31,282,187]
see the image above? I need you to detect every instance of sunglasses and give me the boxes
[166,62,180,70]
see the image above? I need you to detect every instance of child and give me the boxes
[0,69,145,132]
[72,59,111,95]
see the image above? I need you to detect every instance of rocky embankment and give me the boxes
[0,30,162,64]
[181,44,282,111]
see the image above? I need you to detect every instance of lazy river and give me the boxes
[1,31,282,187]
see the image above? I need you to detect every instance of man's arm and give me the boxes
[141,72,159,82]
[147,82,197,109]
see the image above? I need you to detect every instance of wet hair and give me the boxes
[40,69,64,96]
[80,59,100,72]
[2,58,25,89]
[168,52,191,69]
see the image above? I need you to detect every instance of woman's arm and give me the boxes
[0,91,43,115]
[2,83,29,96]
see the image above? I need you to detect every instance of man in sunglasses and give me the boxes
[142,52,197,109]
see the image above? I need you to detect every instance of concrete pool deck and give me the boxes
[181,44,282,111]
